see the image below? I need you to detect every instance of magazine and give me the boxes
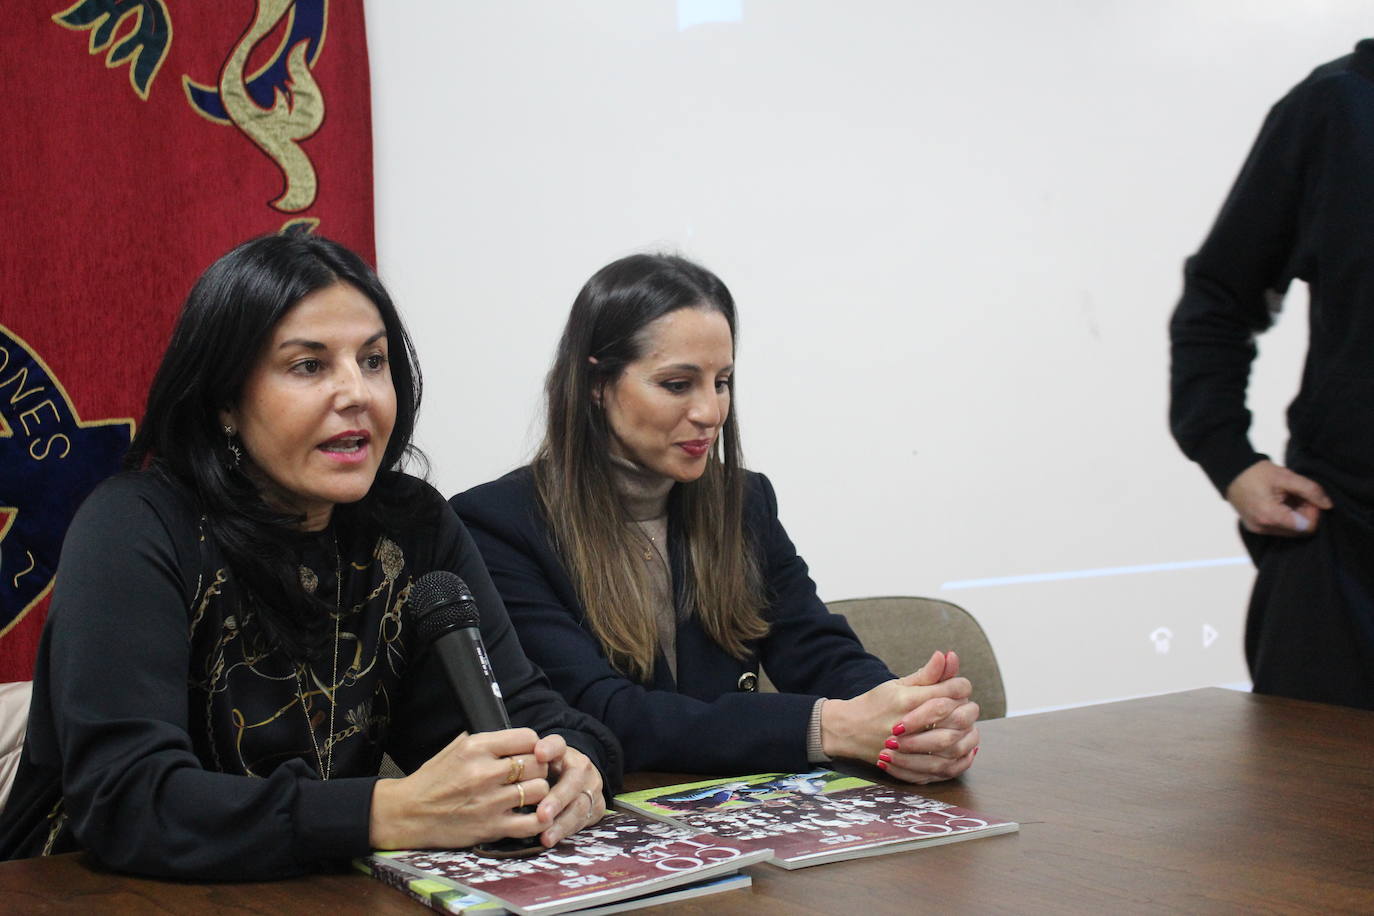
[355,864,752,916]
[357,810,768,915]
[615,769,1018,869]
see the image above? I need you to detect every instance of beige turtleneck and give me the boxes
[606,455,830,763]
[608,455,679,680]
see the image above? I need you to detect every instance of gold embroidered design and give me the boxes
[40,799,68,857]
[188,568,227,638]
[191,534,408,776]
[216,0,325,213]
[376,537,403,582]
[11,550,36,589]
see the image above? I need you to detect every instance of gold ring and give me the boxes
[924,723,936,731]
[516,781,526,808]
[506,756,524,784]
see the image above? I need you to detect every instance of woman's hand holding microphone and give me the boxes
[368,728,603,851]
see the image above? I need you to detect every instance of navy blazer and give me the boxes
[451,467,893,774]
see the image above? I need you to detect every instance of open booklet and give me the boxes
[355,810,769,915]
[614,769,1018,869]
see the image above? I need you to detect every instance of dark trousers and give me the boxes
[1242,507,1374,710]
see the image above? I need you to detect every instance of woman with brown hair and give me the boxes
[452,253,979,780]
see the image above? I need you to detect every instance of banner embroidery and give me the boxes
[52,0,172,100]
[0,324,133,639]
[183,0,330,212]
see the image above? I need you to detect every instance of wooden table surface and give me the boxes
[3,687,1371,914]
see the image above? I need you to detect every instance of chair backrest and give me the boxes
[0,680,33,811]
[823,596,1006,719]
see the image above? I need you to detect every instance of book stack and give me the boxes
[358,810,769,915]
[358,770,1016,913]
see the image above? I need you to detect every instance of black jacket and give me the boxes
[451,467,894,774]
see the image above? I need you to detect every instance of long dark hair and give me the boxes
[125,231,424,659]
[534,253,767,680]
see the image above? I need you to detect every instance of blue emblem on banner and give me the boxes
[0,324,133,637]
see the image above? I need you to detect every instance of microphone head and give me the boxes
[410,571,481,645]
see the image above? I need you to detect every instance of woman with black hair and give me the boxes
[0,233,618,879]
[453,254,980,781]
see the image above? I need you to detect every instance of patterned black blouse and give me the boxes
[0,471,620,879]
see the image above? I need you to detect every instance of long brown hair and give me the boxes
[533,254,768,680]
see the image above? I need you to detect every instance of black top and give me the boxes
[0,470,621,879]
[451,468,894,774]
[1169,39,1374,503]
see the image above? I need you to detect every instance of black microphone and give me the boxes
[410,571,511,733]
[410,571,544,858]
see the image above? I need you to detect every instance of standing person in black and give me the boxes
[0,233,618,878]
[1169,39,1374,710]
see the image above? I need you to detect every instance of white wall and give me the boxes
[366,1,1366,713]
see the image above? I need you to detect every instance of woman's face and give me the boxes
[601,306,733,483]
[221,281,397,530]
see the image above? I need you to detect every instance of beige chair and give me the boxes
[828,596,1005,718]
[1,680,33,811]
[761,597,1006,719]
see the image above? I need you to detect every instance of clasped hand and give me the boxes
[369,728,604,851]
[821,649,980,784]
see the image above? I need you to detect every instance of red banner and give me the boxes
[0,1,375,681]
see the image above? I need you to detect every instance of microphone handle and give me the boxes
[434,628,512,733]
[436,628,544,858]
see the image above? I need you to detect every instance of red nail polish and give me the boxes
[877,751,892,764]
[973,746,980,757]
[876,759,889,770]
[892,723,906,736]
[884,738,899,750]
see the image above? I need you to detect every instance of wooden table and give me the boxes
[3,688,1372,914]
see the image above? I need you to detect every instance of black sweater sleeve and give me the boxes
[1168,83,1316,494]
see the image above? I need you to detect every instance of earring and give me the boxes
[223,425,243,469]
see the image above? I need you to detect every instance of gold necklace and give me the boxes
[296,537,341,780]
[636,519,667,564]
